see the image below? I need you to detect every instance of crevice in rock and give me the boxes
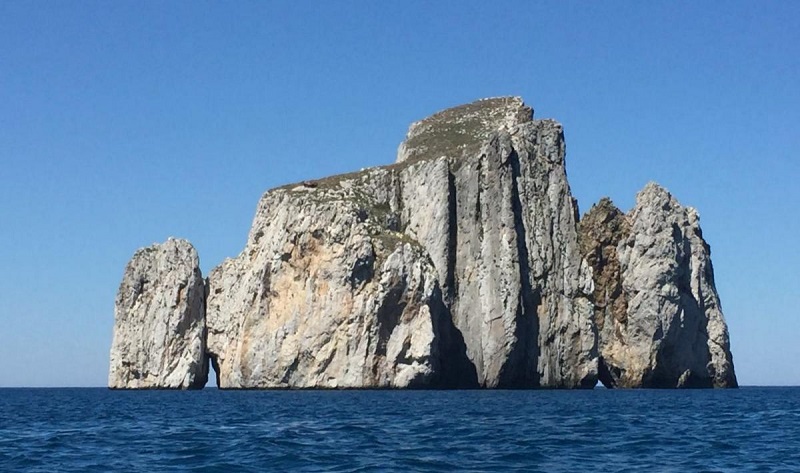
[429,284,479,388]
[198,275,213,390]
[375,283,406,357]
[498,148,540,388]
[474,160,483,225]
[280,356,300,385]
[445,168,458,305]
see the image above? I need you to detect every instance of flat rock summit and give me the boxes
[109,97,737,389]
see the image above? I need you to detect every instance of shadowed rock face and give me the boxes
[579,185,737,388]
[108,238,208,389]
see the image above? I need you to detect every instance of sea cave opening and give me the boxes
[596,357,614,389]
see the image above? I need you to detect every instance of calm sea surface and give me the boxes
[0,387,798,472]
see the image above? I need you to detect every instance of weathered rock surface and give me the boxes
[397,96,533,164]
[206,97,597,389]
[578,198,631,386]
[205,183,455,388]
[579,184,737,388]
[108,238,208,389]
[397,98,597,388]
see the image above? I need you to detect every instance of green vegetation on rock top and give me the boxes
[398,96,532,164]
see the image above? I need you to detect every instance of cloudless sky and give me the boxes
[1,1,797,387]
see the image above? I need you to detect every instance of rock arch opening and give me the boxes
[596,357,615,389]
[203,353,221,389]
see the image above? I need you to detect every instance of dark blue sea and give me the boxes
[1,387,799,472]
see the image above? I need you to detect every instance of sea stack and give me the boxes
[579,184,737,388]
[108,238,208,389]
[109,97,737,389]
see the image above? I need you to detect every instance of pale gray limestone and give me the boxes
[108,238,207,389]
[579,184,737,388]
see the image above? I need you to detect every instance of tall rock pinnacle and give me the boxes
[108,238,208,389]
[579,184,737,388]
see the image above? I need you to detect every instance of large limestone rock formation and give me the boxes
[206,97,597,389]
[109,96,737,390]
[579,184,737,388]
[108,238,208,389]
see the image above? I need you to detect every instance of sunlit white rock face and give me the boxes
[580,184,737,388]
[394,98,598,388]
[108,238,207,389]
[205,185,447,389]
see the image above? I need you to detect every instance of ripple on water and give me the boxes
[0,388,799,472]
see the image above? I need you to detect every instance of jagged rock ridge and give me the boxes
[109,97,737,390]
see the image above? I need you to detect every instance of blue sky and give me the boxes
[1,2,797,387]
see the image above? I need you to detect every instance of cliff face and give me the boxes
[205,180,451,388]
[396,98,597,388]
[108,238,208,389]
[109,96,737,389]
[203,97,597,389]
[579,184,737,388]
